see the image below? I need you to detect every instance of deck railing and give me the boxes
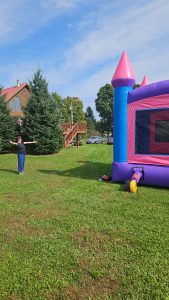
[61,122,87,147]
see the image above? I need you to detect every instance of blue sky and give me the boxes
[0,0,169,116]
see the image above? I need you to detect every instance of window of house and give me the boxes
[15,97,20,112]
[10,100,15,112]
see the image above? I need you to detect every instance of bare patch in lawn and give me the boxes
[65,277,120,300]
[100,192,112,201]
[32,206,58,220]
[9,218,44,236]
[7,294,21,300]
[36,210,55,220]
[1,203,65,242]
[71,229,110,269]
[71,228,121,250]
[67,228,122,298]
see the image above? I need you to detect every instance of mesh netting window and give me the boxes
[135,108,169,155]
[155,121,169,142]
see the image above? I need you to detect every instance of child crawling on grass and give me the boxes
[10,136,37,175]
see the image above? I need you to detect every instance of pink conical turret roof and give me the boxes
[112,50,135,87]
[141,75,149,86]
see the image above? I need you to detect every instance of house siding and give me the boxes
[7,87,30,117]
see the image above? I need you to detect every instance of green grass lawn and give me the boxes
[0,143,169,300]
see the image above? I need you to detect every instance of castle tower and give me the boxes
[140,75,149,86]
[111,50,135,162]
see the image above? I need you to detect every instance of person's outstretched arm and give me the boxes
[24,141,37,145]
[9,141,17,145]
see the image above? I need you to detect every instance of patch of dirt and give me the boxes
[71,228,121,250]
[72,228,108,241]
[6,294,25,300]
[32,207,57,220]
[0,230,17,244]
[9,218,44,237]
[100,192,113,201]
[1,203,65,241]
[67,228,122,299]
[64,277,120,300]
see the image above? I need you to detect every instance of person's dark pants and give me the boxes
[18,154,25,173]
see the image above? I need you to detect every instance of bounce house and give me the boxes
[111,51,169,192]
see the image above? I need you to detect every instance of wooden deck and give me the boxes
[61,123,87,148]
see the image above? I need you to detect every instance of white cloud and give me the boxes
[0,0,80,44]
[61,66,113,115]
[45,0,169,109]
[0,61,38,88]
[41,0,79,9]
[58,0,169,78]
[1,0,169,119]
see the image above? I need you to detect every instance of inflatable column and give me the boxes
[111,51,135,179]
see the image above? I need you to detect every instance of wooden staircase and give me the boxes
[61,123,87,148]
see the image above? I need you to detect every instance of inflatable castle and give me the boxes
[111,51,169,192]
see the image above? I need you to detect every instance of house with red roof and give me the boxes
[1,81,30,117]
[0,81,87,147]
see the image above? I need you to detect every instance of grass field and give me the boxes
[0,143,169,300]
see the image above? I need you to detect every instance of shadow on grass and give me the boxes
[0,169,18,174]
[39,161,112,180]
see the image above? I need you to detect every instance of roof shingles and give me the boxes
[1,83,29,101]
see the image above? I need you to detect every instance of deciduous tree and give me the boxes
[62,96,85,123]
[95,84,114,136]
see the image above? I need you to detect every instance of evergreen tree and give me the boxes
[0,137,2,152]
[95,83,114,136]
[85,106,96,133]
[0,89,15,151]
[23,70,63,154]
[52,92,63,112]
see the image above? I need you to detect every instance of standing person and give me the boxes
[10,136,37,175]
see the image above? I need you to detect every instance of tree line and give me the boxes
[0,70,114,154]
